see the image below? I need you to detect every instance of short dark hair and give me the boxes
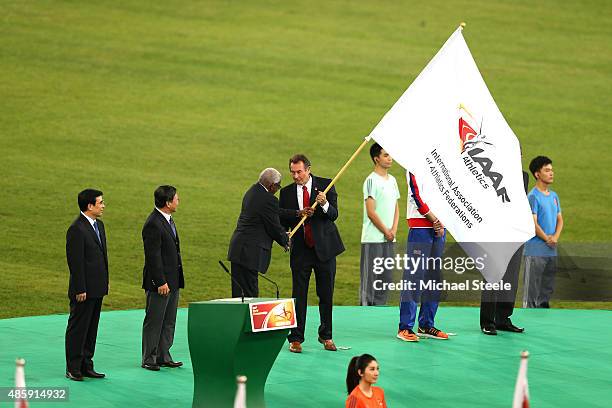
[369,143,384,163]
[154,185,177,208]
[529,156,552,179]
[289,154,311,170]
[78,189,103,212]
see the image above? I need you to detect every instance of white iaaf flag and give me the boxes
[369,26,534,282]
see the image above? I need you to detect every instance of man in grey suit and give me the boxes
[228,168,290,297]
[141,185,184,371]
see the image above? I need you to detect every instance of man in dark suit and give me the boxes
[141,185,185,371]
[65,188,108,381]
[279,154,345,353]
[480,170,530,335]
[228,168,290,297]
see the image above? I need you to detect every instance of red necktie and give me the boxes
[302,186,315,248]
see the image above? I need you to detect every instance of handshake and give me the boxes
[297,207,315,217]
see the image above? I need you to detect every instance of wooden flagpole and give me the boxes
[288,136,372,239]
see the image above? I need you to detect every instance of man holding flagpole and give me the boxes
[397,173,449,342]
[279,154,345,353]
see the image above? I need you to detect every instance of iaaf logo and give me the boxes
[458,104,510,203]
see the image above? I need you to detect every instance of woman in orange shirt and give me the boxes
[345,354,387,408]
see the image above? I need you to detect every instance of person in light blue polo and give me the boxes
[523,156,564,308]
[360,143,400,306]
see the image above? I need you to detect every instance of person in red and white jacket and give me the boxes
[397,172,449,342]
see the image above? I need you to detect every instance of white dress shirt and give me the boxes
[156,207,172,223]
[297,176,329,213]
[80,211,97,228]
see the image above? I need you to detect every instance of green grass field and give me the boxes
[1,1,611,319]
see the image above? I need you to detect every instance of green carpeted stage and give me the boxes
[1,306,610,407]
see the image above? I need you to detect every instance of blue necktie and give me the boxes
[169,217,177,237]
[93,221,102,244]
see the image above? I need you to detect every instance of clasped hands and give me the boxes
[298,207,314,217]
[383,229,396,242]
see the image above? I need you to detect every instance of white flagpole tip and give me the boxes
[236,375,247,383]
[15,358,25,366]
[520,350,529,359]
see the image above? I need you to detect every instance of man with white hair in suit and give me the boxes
[228,168,290,297]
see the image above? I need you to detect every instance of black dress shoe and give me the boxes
[159,361,183,368]
[66,371,84,381]
[141,363,160,371]
[496,323,524,333]
[481,326,497,335]
[83,369,105,378]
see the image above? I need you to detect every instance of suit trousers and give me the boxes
[480,245,523,327]
[288,247,335,343]
[65,297,102,374]
[231,262,259,298]
[142,289,179,365]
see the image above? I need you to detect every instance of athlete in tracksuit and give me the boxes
[397,172,449,341]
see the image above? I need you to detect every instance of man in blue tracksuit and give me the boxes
[397,172,449,342]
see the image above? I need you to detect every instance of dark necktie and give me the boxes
[93,221,101,244]
[169,217,177,237]
[302,186,315,248]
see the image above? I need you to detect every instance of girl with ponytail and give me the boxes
[345,354,387,407]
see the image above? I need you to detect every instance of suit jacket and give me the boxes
[228,183,289,273]
[66,214,109,299]
[279,175,345,267]
[142,209,184,291]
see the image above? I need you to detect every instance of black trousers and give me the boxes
[65,297,103,374]
[231,262,259,298]
[480,245,523,328]
[288,247,335,343]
